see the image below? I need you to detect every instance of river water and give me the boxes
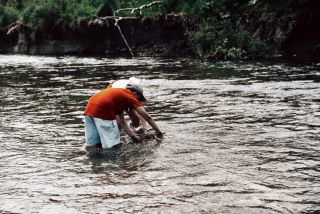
[0,55,319,213]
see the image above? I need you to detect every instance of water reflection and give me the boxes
[0,55,320,213]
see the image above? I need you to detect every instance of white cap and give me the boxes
[128,77,143,87]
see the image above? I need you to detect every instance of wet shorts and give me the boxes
[84,115,120,149]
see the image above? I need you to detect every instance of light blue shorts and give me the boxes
[84,115,120,149]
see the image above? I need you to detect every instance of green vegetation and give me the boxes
[189,22,270,60]
[0,0,317,59]
[249,0,320,12]
[160,0,273,59]
[0,4,19,26]
[1,0,108,27]
[0,0,157,27]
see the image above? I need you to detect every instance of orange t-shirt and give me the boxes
[84,88,142,120]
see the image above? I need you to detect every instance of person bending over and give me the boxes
[108,77,147,130]
[84,85,163,149]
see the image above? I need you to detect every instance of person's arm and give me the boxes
[134,106,163,138]
[138,114,147,129]
[116,113,140,142]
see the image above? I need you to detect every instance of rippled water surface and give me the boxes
[1,55,320,213]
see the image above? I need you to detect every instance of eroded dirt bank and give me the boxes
[0,14,191,57]
[1,11,320,62]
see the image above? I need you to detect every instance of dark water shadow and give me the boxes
[84,138,162,178]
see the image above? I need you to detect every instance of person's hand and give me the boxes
[131,134,141,143]
[155,131,164,139]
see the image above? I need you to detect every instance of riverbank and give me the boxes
[1,7,320,63]
[0,14,192,57]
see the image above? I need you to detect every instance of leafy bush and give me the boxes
[0,5,19,27]
[250,0,320,12]
[188,15,271,60]
[24,2,60,27]
[63,1,98,21]
[22,1,99,24]
[97,0,119,17]
[0,0,273,59]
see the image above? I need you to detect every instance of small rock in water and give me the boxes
[136,129,158,142]
[132,127,158,141]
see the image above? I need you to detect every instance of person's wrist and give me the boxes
[155,130,163,138]
[131,134,140,142]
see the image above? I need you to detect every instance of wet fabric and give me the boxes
[84,115,120,149]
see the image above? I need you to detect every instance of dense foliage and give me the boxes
[1,0,318,59]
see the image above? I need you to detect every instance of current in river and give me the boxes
[0,55,320,213]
